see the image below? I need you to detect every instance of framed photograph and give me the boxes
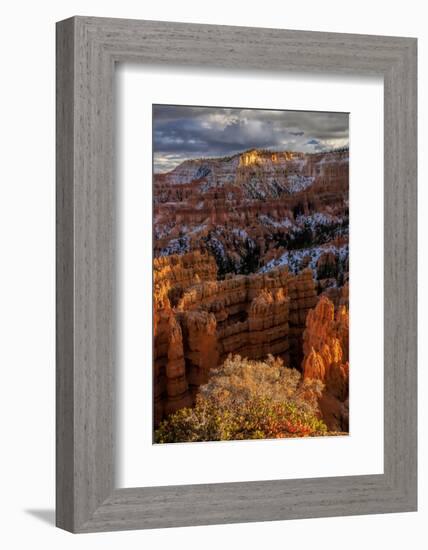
[151,104,351,445]
[56,16,417,532]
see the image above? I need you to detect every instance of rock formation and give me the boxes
[154,148,349,287]
[180,310,219,398]
[153,147,349,430]
[164,314,192,417]
[301,296,349,431]
[154,250,319,425]
[154,250,218,306]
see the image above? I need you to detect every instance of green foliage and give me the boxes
[155,355,327,443]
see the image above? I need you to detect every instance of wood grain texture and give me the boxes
[56,17,75,532]
[56,16,417,533]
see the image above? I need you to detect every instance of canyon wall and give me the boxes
[301,296,349,431]
[153,148,349,286]
[154,252,318,426]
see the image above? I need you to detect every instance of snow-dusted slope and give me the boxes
[153,147,349,283]
[158,148,348,200]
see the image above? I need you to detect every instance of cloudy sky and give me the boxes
[153,104,349,173]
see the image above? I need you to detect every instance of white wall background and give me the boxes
[0,1,425,548]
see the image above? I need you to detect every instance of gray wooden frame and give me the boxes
[56,16,417,533]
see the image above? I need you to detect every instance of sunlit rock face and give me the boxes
[156,148,348,205]
[301,296,349,431]
[153,251,320,425]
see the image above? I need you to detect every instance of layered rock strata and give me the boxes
[153,148,349,286]
[154,252,318,425]
[154,250,218,306]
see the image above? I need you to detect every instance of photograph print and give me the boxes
[153,104,349,444]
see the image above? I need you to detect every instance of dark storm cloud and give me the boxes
[153,105,349,173]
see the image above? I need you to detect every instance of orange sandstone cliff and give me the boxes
[154,251,319,426]
[301,296,349,431]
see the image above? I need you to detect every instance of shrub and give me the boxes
[155,354,327,443]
